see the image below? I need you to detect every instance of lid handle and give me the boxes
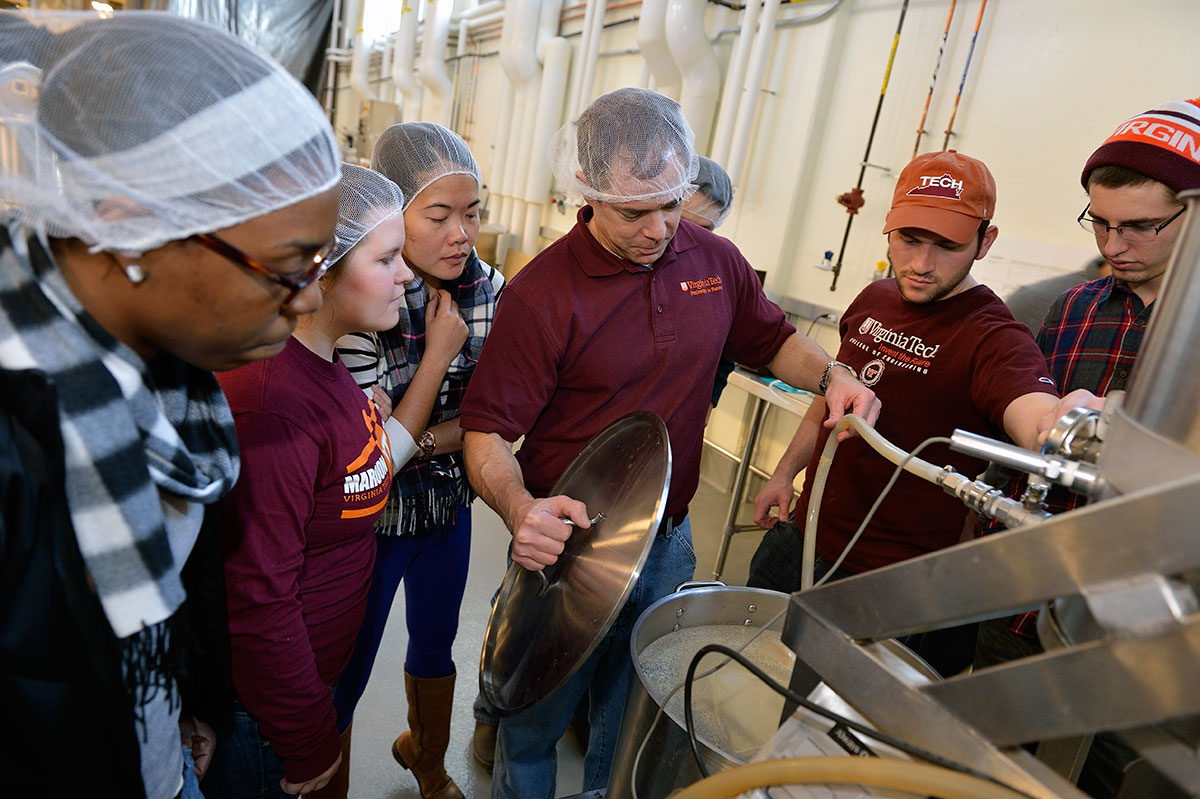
[536,512,606,596]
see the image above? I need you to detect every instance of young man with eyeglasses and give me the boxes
[975,97,1200,799]
[1037,98,1200,400]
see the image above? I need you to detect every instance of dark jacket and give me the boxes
[0,366,231,798]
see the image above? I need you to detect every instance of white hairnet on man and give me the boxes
[550,86,699,205]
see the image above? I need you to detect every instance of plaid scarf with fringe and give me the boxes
[376,251,501,537]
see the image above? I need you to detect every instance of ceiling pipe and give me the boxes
[570,0,607,119]
[665,0,720,155]
[727,0,781,186]
[393,2,424,122]
[710,0,760,164]
[637,0,680,100]
[349,29,373,103]
[521,3,571,253]
[496,0,543,239]
[419,0,455,125]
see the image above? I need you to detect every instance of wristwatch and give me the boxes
[416,429,436,460]
[818,360,857,396]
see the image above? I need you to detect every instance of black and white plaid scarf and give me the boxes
[376,250,500,537]
[0,224,238,667]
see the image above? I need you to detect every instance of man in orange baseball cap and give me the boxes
[748,150,1082,676]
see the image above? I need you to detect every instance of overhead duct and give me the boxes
[393,2,424,122]
[665,0,720,155]
[710,0,761,165]
[727,0,783,185]
[637,0,681,98]
[419,0,455,126]
[521,2,571,254]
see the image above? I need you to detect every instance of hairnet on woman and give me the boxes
[0,10,340,798]
[331,122,502,799]
[208,164,413,798]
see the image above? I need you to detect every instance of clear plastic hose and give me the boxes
[671,756,1031,799]
[801,415,945,588]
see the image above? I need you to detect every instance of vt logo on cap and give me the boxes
[907,174,964,200]
[883,150,996,245]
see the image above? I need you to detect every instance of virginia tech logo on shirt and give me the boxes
[341,402,392,518]
[679,276,723,296]
[906,173,963,200]
[851,317,941,377]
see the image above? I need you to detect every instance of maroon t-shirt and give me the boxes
[217,338,389,782]
[460,208,795,516]
[804,280,1056,573]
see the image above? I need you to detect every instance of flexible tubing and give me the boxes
[801,414,943,588]
[672,757,1030,799]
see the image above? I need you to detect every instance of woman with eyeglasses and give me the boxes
[201,165,422,799]
[0,11,341,799]
[330,122,502,799]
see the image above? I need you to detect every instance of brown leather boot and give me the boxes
[307,722,352,799]
[392,669,464,799]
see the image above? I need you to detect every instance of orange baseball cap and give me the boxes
[883,150,996,245]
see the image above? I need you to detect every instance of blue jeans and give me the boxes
[200,701,295,799]
[333,509,472,731]
[491,517,697,799]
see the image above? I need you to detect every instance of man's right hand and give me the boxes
[509,495,592,571]
[754,472,796,529]
[280,752,341,796]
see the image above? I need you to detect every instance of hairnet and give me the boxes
[689,156,734,228]
[330,163,405,266]
[0,10,341,255]
[371,122,481,212]
[550,87,699,205]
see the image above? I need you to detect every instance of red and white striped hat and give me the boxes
[1082,98,1200,194]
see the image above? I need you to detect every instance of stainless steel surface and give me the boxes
[1119,189,1200,455]
[948,429,1099,496]
[789,473,1200,641]
[710,369,813,579]
[782,594,1085,799]
[925,617,1200,745]
[609,585,792,799]
[479,412,671,717]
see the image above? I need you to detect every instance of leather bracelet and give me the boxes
[818,360,857,396]
[416,429,436,459]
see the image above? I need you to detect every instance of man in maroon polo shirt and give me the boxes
[459,87,880,799]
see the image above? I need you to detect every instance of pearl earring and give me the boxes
[124,263,145,284]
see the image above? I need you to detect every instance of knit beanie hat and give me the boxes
[1081,98,1200,194]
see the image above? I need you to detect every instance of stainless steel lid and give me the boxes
[479,411,672,716]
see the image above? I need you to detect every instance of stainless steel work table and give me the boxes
[706,368,813,579]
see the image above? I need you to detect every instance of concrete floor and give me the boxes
[343,447,765,799]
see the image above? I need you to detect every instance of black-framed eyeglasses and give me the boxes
[1077,203,1185,242]
[192,231,339,299]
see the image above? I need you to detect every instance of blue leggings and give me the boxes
[332,506,472,731]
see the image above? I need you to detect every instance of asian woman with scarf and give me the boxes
[332,123,503,799]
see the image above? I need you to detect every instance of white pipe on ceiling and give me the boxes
[665,0,720,155]
[393,2,423,122]
[419,0,455,126]
[727,0,782,186]
[710,0,761,165]
[637,0,681,100]
[349,29,373,103]
[574,0,607,115]
[521,4,570,253]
